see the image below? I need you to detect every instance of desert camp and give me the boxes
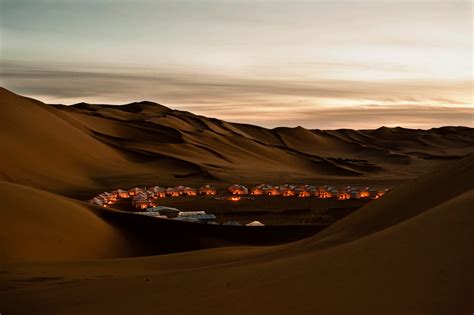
[0,0,473,313]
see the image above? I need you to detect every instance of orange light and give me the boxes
[230,197,241,201]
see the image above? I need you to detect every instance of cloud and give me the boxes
[1,61,472,129]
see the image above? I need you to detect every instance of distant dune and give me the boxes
[1,88,473,198]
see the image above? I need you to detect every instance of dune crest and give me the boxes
[1,88,473,197]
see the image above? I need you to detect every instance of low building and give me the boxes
[109,191,119,199]
[199,185,217,195]
[147,206,181,218]
[135,212,168,219]
[228,184,249,195]
[89,197,104,205]
[102,192,116,202]
[267,187,281,196]
[132,191,150,209]
[222,221,242,226]
[250,186,264,195]
[128,187,143,196]
[156,191,166,198]
[135,200,149,209]
[176,211,216,222]
[280,184,296,197]
[146,190,156,199]
[117,189,129,198]
[337,190,351,200]
[356,188,371,198]
[166,188,180,197]
[250,184,273,195]
[149,186,166,198]
[174,186,186,195]
[183,187,197,196]
[178,211,206,217]
[298,190,311,198]
[316,187,332,198]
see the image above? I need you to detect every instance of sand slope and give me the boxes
[1,156,472,314]
[300,151,474,247]
[1,88,473,197]
[0,181,135,261]
[0,88,152,194]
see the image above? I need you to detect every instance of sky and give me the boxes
[0,0,472,129]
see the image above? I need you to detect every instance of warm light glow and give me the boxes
[358,191,370,198]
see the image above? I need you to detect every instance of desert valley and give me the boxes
[1,0,473,313]
[0,87,473,314]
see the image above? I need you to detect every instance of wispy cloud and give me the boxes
[1,0,471,129]
[1,61,472,129]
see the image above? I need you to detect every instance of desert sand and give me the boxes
[1,88,472,198]
[0,88,473,314]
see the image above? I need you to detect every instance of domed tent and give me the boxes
[246,220,265,226]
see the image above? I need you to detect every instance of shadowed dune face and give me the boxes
[0,182,136,261]
[1,87,473,196]
[296,153,474,248]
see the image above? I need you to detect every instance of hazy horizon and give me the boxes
[1,0,472,129]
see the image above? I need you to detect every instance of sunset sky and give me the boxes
[1,0,472,129]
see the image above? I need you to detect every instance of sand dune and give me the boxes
[1,87,473,314]
[300,152,474,247]
[1,155,472,314]
[1,88,473,198]
[0,88,161,195]
[0,181,140,261]
[0,181,324,262]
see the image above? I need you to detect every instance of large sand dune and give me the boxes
[1,88,473,198]
[1,87,473,313]
[1,154,472,314]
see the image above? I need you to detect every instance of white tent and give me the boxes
[246,221,265,226]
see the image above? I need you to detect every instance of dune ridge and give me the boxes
[1,87,473,198]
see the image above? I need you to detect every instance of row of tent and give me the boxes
[88,184,390,207]
[89,185,216,208]
[248,184,388,199]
